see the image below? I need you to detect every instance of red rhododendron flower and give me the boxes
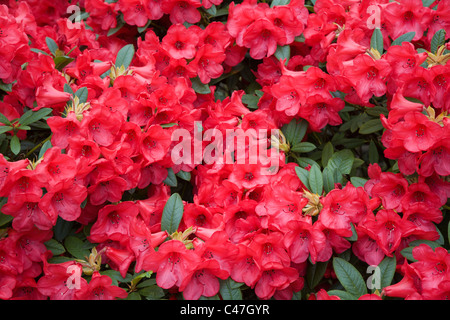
[75,272,128,300]
[142,240,201,289]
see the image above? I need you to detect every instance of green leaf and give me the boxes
[400,240,441,262]
[332,257,367,298]
[370,28,384,54]
[308,164,323,195]
[350,177,368,188]
[64,83,74,95]
[322,167,335,193]
[391,32,416,46]
[137,20,151,33]
[295,166,310,191]
[369,140,379,164]
[378,255,397,289]
[422,0,435,6]
[326,290,357,300]
[45,37,58,55]
[163,168,177,187]
[274,45,290,64]
[74,87,88,104]
[0,126,12,135]
[161,193,184,234]
[0,80,13,93]
[241,93,260,110]
[291,142,316,153]
[306,261,328,290]
[345,223,358,241]
[115,44,135,69]
[45,239,66,256]
[0,113,11,126]
[321,142,334,167]
[448,220,450,250]
[139,285,165,300]
[19,108,52,126]
[359,118,384,134]
[191,76,211,93]
[54,55,74,71]
[430,29,446,54]
[30,48,51,56]
[64,236,90,260]
[176,170,191,181]
[270,0,290,7]
[108,21,125,36]
[204,4,217,16]
[326,149,354,175]
[281,118,308,148]
[54,217,74,242]
[10,135,20,155]
[125,292,141,300]
[39,140,53,159]
[219,278,243,300]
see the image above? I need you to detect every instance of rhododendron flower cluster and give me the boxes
[0,0,448,302]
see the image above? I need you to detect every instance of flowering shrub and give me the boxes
[0,0,449,301]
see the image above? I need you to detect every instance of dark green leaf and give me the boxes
[163,168,177,187]
[345,223,358,241]
[326,290,357,300]
[391,32,416,46]
[161,193,184,234]
[350,177,368,188]
[0,126,12,135]
[322,166,335,193]
[176,170,191,181]
[74,87,88,104]
[321,142,333,167]
[139,285,165,300]
[137,20,151,33]
[19,108,52,126]
[191,76,211,93]
[378,256,397,289]
[274,45,290,64]
[291,142,316,153]
[270,0,290,7]
[326,149,354,175]
[219,278,243,300]
[115,44,135,69]
[54,217,74,242]
[369,140,379,164]
[64,83,74,95]
[0,80,13,93]
[281,118,308,148]
[422,0,435,6]
[39,140,53,159]
[370,28,384,54]
[0,113,11,126]
[359,118,384,134]
[30,48,51,56]
[10,135,20,155]
[308,164,323,195]
[431,29,446,54]
[333,257,367,298]
[306,261,328,290]
[54,56,74,71]
[64,236,90,260]
[108,21,125,36]
[45,37,58,55]
[241,94,260,110]
[45,239,66,256]
[295,166,310,191]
